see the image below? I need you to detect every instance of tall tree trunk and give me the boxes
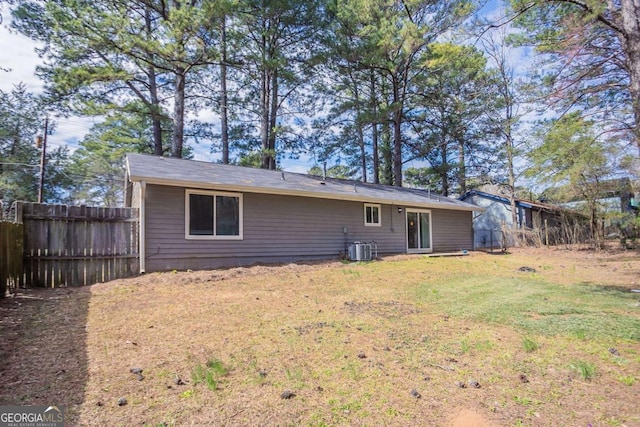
[503,92,518,232]
[620,0,640,154]
[260,67,270,169]
[357,122,366,182]
[457,138,466,195]
[589,202,599,247]
[145,8,163,156]
[441,140,449,197]
[507,132,518,229]
[220,15,230,164]
[267,69,278,170]
[148,65,163,156]
[351,72,367,182]
[381,121,393,185]
[392,79,403,187]
[171,67,186,158]
[370,71,380,184]
[485,29,519,231]
[260,27,272,170]
[505,106,518,229]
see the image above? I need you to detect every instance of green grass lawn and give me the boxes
[412,259,640,341]
[1,249,639,427]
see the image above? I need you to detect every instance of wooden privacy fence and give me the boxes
[0,221,24,296]
[12,202,140,288]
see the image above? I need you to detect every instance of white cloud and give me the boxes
[282,154,314,174]
[50,116,102,150]
[1,18,93,152]
[0,18,43,93]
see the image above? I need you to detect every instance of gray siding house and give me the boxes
[460,190,566,248]
[125,154,480,272]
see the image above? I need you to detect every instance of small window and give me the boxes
[185,190,243,239]
[364,203,381,226]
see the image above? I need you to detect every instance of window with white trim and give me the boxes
[185,190,243,239]
[364,203,381,226]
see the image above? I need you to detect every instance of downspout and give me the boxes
[140,181,146,274]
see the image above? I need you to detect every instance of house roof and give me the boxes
[126,153,481,212]
[543,177,635,202]
[460,190,563,212]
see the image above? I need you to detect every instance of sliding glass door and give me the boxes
[407,210,432,253]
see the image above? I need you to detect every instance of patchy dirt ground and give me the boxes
[1,247,639,426]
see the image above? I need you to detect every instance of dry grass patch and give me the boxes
[1,248,639,426]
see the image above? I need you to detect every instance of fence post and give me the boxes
[13,201,23,223]
[544,219,549,246]
[0,221,24,297]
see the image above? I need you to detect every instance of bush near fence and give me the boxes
[502,223,598,249]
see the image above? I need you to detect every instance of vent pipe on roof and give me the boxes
[281,171,285,181]
[353,183,357,193]
[323,162,327,181]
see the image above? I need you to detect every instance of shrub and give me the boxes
[570,360,596,381]
[522,337,539,353]
[192,358,228,391]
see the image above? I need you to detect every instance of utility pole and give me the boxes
[37,117,48,203]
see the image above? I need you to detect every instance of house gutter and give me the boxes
[139,181,146,274]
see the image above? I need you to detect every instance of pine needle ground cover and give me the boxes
[1,248,639,426]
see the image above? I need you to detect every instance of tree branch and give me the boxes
[549,0,623,34]
[480,0,624,42]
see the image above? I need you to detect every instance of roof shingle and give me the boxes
[126,153,480,212]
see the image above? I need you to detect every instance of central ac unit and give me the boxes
[348,242,372,261]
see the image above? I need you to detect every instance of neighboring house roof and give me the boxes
[460,190,563,212]
[543,177,634,202]
[126,153,481,212]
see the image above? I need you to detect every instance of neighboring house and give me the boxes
[548,178,638,215]
[460,190,567,249]
[125,154,481,272]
